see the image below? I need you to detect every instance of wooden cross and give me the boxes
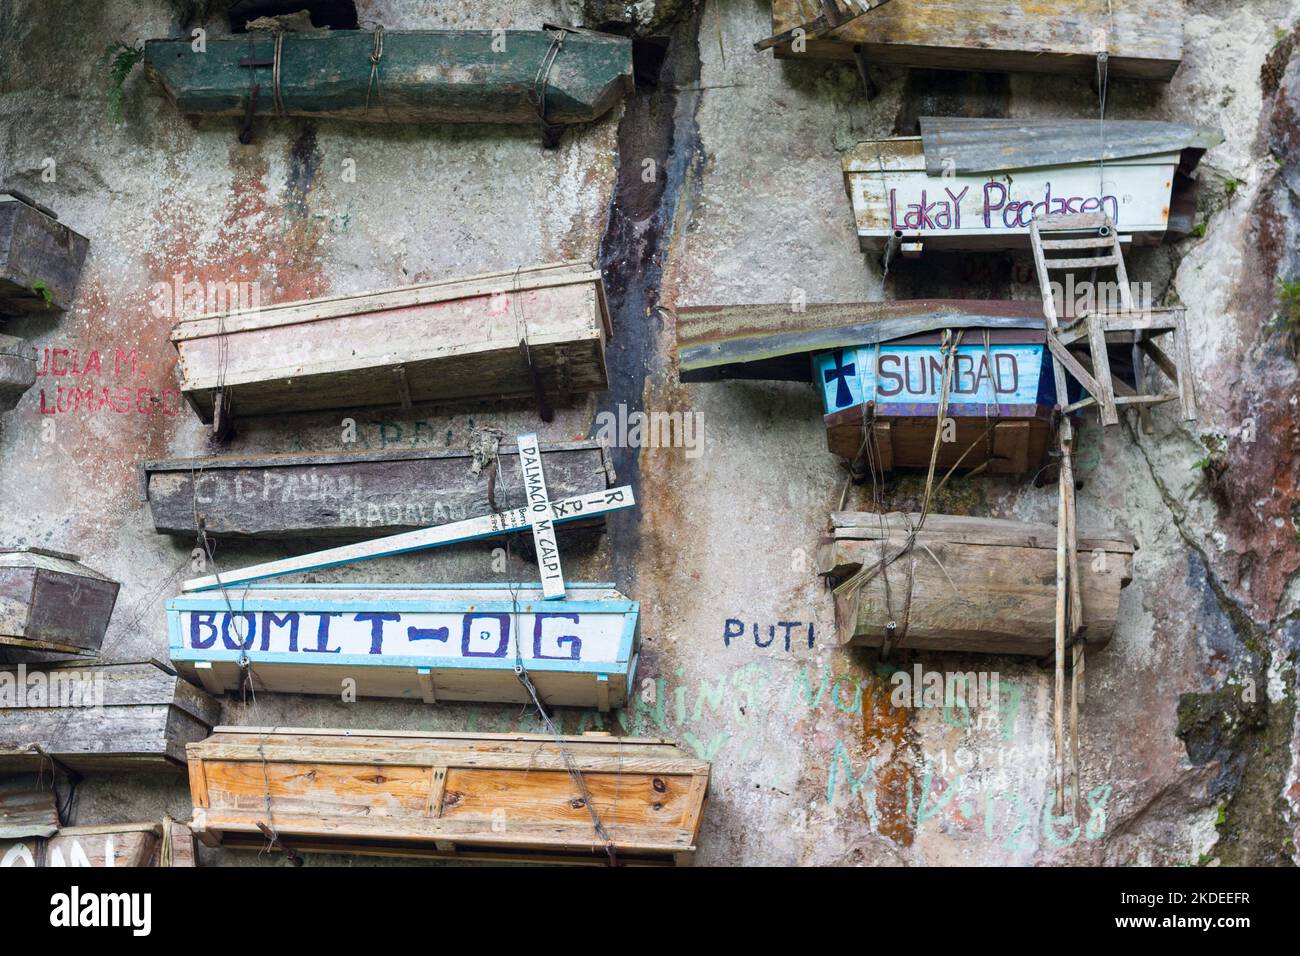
[182,462,636,592]
[516,432,565,599]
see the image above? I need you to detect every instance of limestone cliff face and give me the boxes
[0,0,1295,865]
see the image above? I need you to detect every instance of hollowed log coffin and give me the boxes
[167,583,639,711]
[142,440,614,540]
[0,549,120,658]
[170,261,611,424]
[0,193,89,315]
[818,512,1136,655]
[188,728,711,865]
[0,660,220,773]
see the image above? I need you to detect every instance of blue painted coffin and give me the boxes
[813,329,1070,474]
[166,583,638,711]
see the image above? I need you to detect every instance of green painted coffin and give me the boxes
[143,28,633,129]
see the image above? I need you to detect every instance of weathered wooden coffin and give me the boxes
[143,440,615,540]
[188,728,710,865]
[0,821,196,867]
[0,193,89,315]
[0,334,36,411]
[764,0,1185,81]
[170,261,611,424]
[818,512,1136,655]
[0,780,59,840]
[144,29,633,129]
[844,118,1221,252]
[0,660,220,772]
[167,583,638,711]
[0,549,120,658]
[677,300,1064,475]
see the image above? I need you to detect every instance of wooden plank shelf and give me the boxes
[0,193,89,315]
[0,820,196,867]
[187,727,711,866]
[166,583,639,711]
[818,512,1136,655]
[0,660,220,773]
[0,549,120,659]
[170,261,612,431]
[142,440,615,540]
[144,28,633,132]
[763,0,1185,81]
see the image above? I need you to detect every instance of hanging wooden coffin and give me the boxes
[0,334,36,411]
[677,300,1060,475]
[188,728,710,865]
[167,584,638,711]
[0,821,196,867]
[762,0,1185,81]
[818,512,1136,655]
[0,660,220,773]
[143,28,633,129]
[844,118,1221,253]
[0,193,89,315]
[0,549,120,658]
[143,441,615,540]
[170,261,611,427]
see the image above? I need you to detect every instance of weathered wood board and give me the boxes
[170,261,611,425]
[143,441,615,540]
[0,780,59,839]
[188,728,710,865]
[144,29,633,128]
[766,0,1185,81]
[817,329,1059,474]
[845,139,1182,252]
[0,333,36,411]
[167,584,639,711]
[0,660,220,773]
[0,821,196,867]
[0,549,120,658]
[0,194,89,315]
[818,512,1136,655]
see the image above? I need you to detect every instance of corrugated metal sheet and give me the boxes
[919,117,1222,175]
[678,300,1045,383]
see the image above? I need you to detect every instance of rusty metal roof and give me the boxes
[919,117,1223,176]
[677,300,1046,383]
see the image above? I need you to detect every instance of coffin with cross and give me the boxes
[762,0,1184,80]
[817,512,1136,655]
[844,118,1220,253]
[170,261,611,431]
[677,299,1068,476]
[187,727,710,865]
[166,583,639,712]
[143,29,633,130]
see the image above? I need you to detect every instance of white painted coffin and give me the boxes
[843,138,1180,252]
[170,260,611,422]
[167,583,638,711]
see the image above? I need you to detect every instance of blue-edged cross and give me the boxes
[823,349,857,409]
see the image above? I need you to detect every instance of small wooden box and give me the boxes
[188,727,710,865]
[818,512,1136,655]
[170,261,611,426]
[0,660,220,773]
[0,194,89,315]
[0,549,120,658]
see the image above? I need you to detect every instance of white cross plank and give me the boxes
[181,486,636,592]
[516,433,565,599]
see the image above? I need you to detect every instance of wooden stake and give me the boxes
[1054,457,1067,816]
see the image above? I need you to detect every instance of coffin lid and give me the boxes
[829,511,1137,553]
[169,259,607,342]
[0,659,221,726]
[678,300,1046,383]
[0,548,113,580]
[918,117,1223,176]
